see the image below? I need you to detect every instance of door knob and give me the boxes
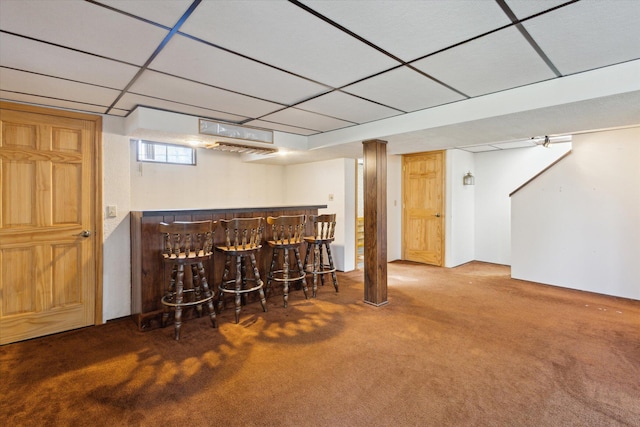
[434,213,441,218]
[76,230,92,237]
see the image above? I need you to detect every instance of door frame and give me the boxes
[1,101,104,324]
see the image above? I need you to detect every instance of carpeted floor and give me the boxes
[1,261,639,427]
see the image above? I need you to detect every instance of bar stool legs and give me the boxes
[219,252,267,324]
[303,214,339,298]
[162,261,217,340]
[193,261,217,327]
[266,215,308,307]
[303,241,339,297]
[216,217,268,324]
[267,246,308,307]
[159,220,217,341]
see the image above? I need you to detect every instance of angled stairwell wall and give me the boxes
[511,127,640,300]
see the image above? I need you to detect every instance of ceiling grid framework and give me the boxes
[1,0,639,161]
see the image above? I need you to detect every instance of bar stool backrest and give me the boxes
[309,214,336,241]
[159,220,215,259]
[267,215,305,245]
[219,217,264,250]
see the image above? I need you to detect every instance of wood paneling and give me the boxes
[363,139,388,306]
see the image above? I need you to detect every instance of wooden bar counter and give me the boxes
[130,205,326,330]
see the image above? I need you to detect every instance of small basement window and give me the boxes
[135,139,196,165]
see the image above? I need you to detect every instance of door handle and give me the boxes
[434,213,441,218]
[76,230,92,238]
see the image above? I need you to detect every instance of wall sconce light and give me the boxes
[463,172,475,186]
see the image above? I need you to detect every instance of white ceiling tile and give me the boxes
[491,140,537,149]
[413,27,556,97]
[0,0,168,65]
[504,0,569,20]
[0,91,108,114]
[343,67,465,112]
[296,91,402,124]
[0,68,120,106]
[523,1,640,75]
[0,33,139,89]
[149,34,329,105]
[260,108,354,132]
[458,145,500,153]
[179,0,398,87]
[108,109,129,117]
[114,93,249,123]
[95,0,193,28]
[129,70,282,118]
[301,0,511,62]
[244,120,319,136]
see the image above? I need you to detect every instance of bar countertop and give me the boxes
[134,205,327,217]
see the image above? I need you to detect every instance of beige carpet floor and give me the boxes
[1,261,639,426]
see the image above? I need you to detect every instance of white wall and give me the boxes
[284,158,356,272]
[474,144,571,265]
[102,117,131,322]
[129,141,286,210]
[445,149,475,267]
[354,154,401,264]
[387,154,402,261]
[512,127,640,300]
[390,146,568,269]
[342,159,356,272]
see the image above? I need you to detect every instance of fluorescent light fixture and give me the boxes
[203,141,277,155]
[199,119,273,143]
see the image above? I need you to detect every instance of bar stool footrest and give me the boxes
[305,265,336,274]
[161,289,214,308]
[219,278,264,295]
[268,270,306,282]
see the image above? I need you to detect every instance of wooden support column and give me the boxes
[362,139,388,306]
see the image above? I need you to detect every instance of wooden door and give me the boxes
[0,102,102,345]
[402,151,445,266]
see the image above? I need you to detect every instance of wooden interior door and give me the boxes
[402,151,445,266]
[0,102,102,345]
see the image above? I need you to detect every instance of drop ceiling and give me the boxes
[1,0,639,164]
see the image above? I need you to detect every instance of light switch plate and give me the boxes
[106,205,117,218]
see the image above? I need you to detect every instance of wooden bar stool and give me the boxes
[216,217,268,324]
[159,220,217,340]
[303,214,339,297]
[266,215,309,307]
